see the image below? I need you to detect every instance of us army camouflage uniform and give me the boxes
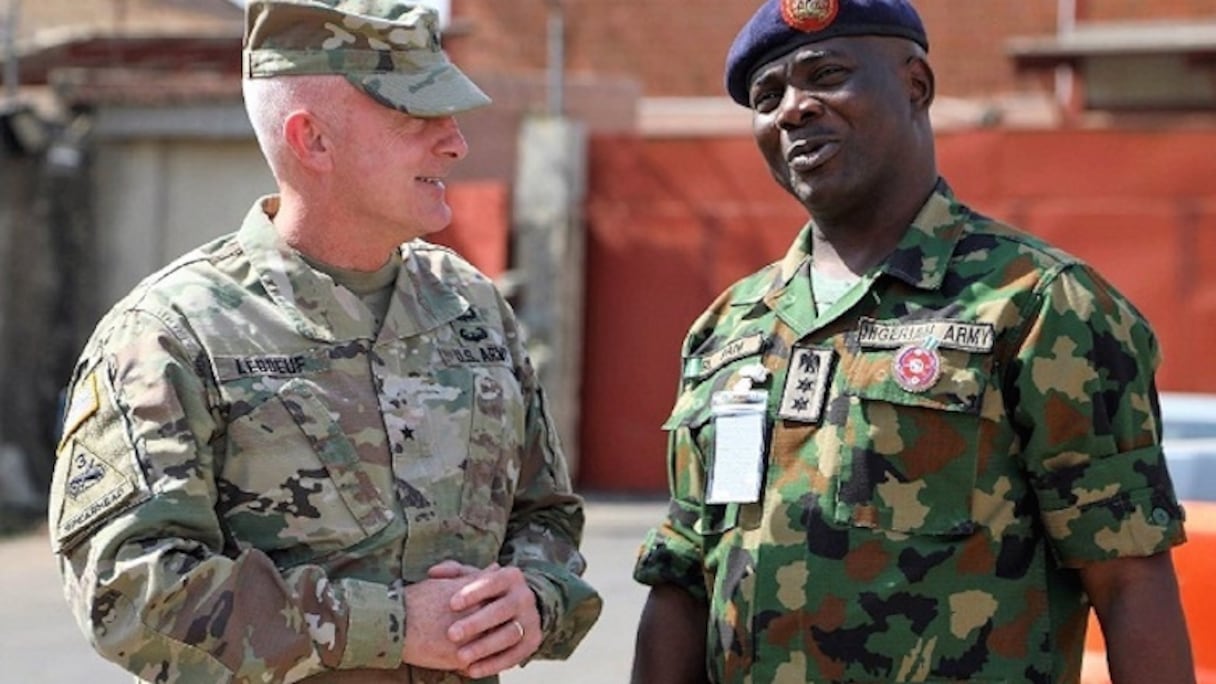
[50,197,601,683]
[634,182,1186,683]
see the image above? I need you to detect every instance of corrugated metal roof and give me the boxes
[1009,20,1216,66]
[2,0,243,88]
[9,0,242,44]
[52,65,242,107]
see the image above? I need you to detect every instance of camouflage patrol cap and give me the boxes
[726,0,929,107]
[243,0,490,117]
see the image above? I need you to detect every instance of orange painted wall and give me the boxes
[579,129,1216,493]
[580,136,804,492]
[432,181,510,278]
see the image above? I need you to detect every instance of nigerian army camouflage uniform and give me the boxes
[634,182,1186,683]
[50,197,600,683]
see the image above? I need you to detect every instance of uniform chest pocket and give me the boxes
[219,379,394,566]
[833,348,991,536]
[398,363,523,539]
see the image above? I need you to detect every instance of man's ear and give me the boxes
[906,56,935,111]
[282,110,333,172]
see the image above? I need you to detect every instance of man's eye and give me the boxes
[751,90,781,111]
[813,66,847,83]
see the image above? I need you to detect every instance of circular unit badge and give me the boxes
[780,0,839,33]
[892,343,941,393]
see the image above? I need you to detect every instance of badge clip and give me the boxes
[707,390,767,504]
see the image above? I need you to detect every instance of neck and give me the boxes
[273,188,398,272]
[810,170,937,276]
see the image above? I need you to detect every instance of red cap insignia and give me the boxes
[780,0,840,33]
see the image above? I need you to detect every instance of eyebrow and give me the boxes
[751,47,842,89]
[792,47,836,61]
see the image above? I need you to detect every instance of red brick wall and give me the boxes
[449,1,755,97]
[916,1,1056,97]
[449,0,1216,99]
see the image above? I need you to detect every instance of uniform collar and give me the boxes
[878,180,969,292]
[237,196,468,342]
[757,180,969,334]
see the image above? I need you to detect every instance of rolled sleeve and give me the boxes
[633,498,708,602]
[1038,445,1186,566]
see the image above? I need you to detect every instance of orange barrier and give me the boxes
[1082,500,1216,683]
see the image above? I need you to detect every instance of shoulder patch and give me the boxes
[59,371,100,449]
[52,440,144,553]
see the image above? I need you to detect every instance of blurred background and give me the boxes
[1,0,1214,681]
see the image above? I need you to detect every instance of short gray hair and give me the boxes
[241,75,351,180]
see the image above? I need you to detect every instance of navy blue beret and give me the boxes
[725,0,929,106]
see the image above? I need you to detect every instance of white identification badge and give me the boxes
[706,390,767,504]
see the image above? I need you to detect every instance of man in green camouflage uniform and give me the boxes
[632,1,1194,682]
[48,1,600,682]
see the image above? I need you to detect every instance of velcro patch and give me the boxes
[686,334,766,380]
[857,318,994,353]
[439,344,511,366]
[53,440,142,552]
[213,352,330,381]
[778,348,836,423]
[59,371,100,449]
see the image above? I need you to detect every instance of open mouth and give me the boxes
[787,139,839,173]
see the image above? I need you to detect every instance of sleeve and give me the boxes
[632,429,712,603]
[1006,263,1186,567]
[48,311,406,682]
[495,305,602,661]
[631,337,714,603]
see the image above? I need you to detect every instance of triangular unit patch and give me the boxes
[54,440,141,551]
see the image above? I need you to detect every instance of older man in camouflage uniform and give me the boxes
[632,1,1194,682]
[48,1,600,682]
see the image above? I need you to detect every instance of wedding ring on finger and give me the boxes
[511,619,524,640]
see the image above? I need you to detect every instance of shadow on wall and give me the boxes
[0,104,97,533]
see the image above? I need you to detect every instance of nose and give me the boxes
[433,116,468,160]
[775,88,824,130]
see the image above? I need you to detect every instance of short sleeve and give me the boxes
[633,390,714,601]
[1007,264,1185,567]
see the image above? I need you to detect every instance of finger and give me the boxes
[455,620,530,677]
[447,594,516,643]
[449,565,517,612]
[427,560,494,579]
[460,646,528,680]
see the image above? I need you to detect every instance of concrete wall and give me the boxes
[91,134,275,317]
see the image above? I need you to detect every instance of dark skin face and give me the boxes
[748,36,938,273]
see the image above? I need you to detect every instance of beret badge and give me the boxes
[781,0,839,32]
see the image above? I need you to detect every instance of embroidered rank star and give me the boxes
[778,347,835,423]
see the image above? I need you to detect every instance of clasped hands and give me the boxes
[402,561,542,679]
